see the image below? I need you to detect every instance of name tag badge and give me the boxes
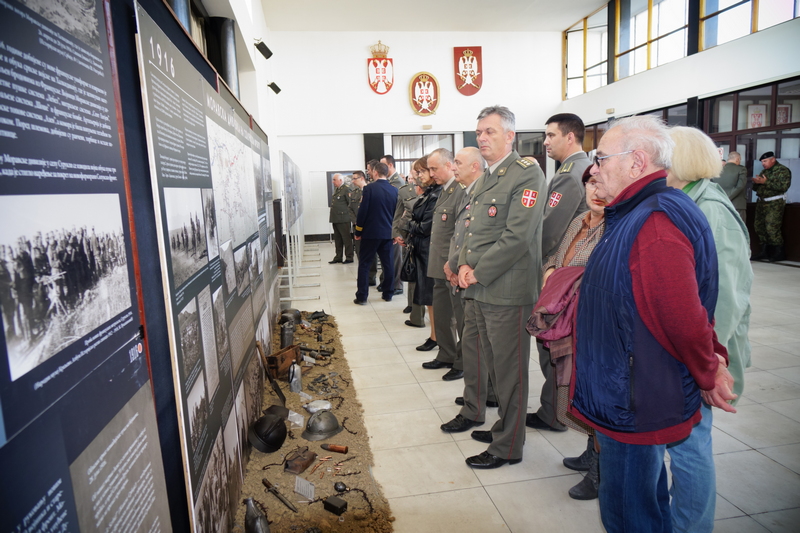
[488,205,497,217]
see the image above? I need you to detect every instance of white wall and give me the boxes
[557,18,800,125]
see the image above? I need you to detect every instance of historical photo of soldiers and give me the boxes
[233,244,251,296]
[249,238,262,281]
[261,151,273,201]
[242,352,263,434]
[234,382,250,466]
[197,287,219,399]
[21,0,101,52]
[178,297,201,381]
[187,368,208,455]
[193,430,230,533]
[201,189,219,261]
[219,239,236,299]
[163,187,208,289]
[263,236,276,284]
[222,410,242,519]
[0,193,131,381]
[211,287,230,367]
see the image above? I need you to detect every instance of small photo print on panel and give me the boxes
[163,187,208,289]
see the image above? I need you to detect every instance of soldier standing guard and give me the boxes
[328,173,353,264]
[751,151,791,262]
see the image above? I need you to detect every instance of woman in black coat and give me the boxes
[406,156,441,346]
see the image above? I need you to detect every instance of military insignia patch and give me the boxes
[559,162,574,173]
[521,189,538,208]
[488,205,497,217]
[465,219,470,227]
[549,192,562,207]
[442,213,447,221]
[516,158,533,168]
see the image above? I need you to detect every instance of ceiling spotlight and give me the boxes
[267,82,281,94]
[255,41,273,60]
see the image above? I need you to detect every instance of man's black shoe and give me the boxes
[421,358,451,368]
[368,279,377,286]
[381,295,392,302]
[563,436,596,472]
[465,451,521,469]
[402,306,412,314]
[455,397,499,408]
[525,413,567,431]
[416,339,439,352]
[329,259,343,264]
[377,284,383,291]
[470,430,493,443]
[440,414,483,433]
[442,369,464,381]
[405,320,424,328]
[394,288,404,295]
[353,299,368,306]
[343,259,354,264]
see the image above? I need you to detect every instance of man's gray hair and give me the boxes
[608,115,674,170]
[477,106,515,133]
[429,147,454,164]
[728,151,741,162]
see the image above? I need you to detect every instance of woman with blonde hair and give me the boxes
[666,126,752,533]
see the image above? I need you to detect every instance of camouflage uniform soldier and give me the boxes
[752,151,791,262]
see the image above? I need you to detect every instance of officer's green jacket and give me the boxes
[542,151,590,261]
[429,177,465,279]
[392,183,418,239]
[458,151,547,306]
[348,186,362,224]
[329,185,351,223]
[753,162,791,199]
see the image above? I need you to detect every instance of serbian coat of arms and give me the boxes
[368,41,393,94]
[454,47,482,96]
[409,72,439,116]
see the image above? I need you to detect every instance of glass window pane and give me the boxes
[586,63,608,92]
[653,29,687,67]
[758,0,796,30]
[738,87,772,129]
[583,127,596,152]
[703,0,749,16]
[392,136,423,160]
[422,135,453,153]
[703,3,751,49]
[567,77,584,99]
[516,132,544,157]
[709,94,735,133]
[654,0,688,37]
[782,137,800,158]
[567,28,584,78]
[667,104,688,126]
[777,80,800,125]
[586,18,608,68]
[618,0,649,53]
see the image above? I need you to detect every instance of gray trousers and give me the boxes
[459,299,496,422]
[392,242,402,290]
[475,301,531,461]
[450,286,464,371]
[407,281,425,325]
[535,340,565,429]
[332,222,353,260]
[432,279,458,364]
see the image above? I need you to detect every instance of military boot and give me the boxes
[769,246,786,262]
[563,435,595,471]
[568,451,599,500]
[751,244,768,261]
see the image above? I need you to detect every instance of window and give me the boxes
[564,7,608,99]
[617,0,689,80]
[391,134,454,177]
[702,0,800,50]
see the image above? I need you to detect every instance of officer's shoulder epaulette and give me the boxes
[459,183,466,189]
[516,158,534,168]
[559,161,574,173]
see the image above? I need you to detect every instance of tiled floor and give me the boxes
[288,242,800,532]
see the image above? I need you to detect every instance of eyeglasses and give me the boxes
[585,180,599,190]
[593,150,634,167]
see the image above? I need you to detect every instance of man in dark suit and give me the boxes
[354,162,399,304]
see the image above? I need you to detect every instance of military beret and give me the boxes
[759,151,775,161]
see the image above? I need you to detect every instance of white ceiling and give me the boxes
[260,0,608,32]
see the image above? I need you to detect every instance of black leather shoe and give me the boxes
[353,299,367,306]
[568,452,599,500]
[405,320,424,328]
[394,288,404,295]
[455,397,499,408]
[329,259,343,264]
[381,294,392,302]
[525,413,567,431]
[465,451,521,469]
[368,279,377,286]
[416,339,439,352]
[421,358,451,368]
[470,430,493,443]
[442,369,464,381]
[563,436,596,472]
[402,306,412,314]
[343,259,354,264]
[440,414,483,433]
[377,284,383,291]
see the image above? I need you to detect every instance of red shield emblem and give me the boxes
[454,47,482,96]
[488,206,497,217]
[410,72,439,116]
[549,192,562,207]
[368,58,393,94]
[522,190,538,208]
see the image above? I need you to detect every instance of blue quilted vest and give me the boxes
[573,177,718,434]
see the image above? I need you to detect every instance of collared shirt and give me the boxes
[488,151,514,175]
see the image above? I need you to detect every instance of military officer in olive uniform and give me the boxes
[349,171,367,260]
[392,169,425,323]
[752,151,792,262]
[458,106,547,468]
[440,147,500,433]
[329,173,353,263]
[526,113,591,432]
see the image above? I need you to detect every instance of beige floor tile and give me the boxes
[712,516,771,532]
[381,318,428,333]
[713,404,800,448]
[388,328,433,347]
[538,428,593,460]
[365,409,454,451]
[343,345,403,368]
[752,508,800,533]
[419,379,472,408]
[749,345,800,370]
[409,363,457,384]
[715,494,747,520]
[341,331,395,352]
[765,398,800,423]
[351,362,417,390]
[759,443,800,474]
[389,487,509,533]
[716,450,800,514]
[748,326,800,347]
[712,426,752,455]
[398,344,437,364]
[485,476,605,533]
[371,441,480,498]
[769,366,800,385]
[355,383,432,416]
[772,342,800,356]
[739,371,800,403]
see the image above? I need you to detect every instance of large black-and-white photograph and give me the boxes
[187,368,208,455]
[21,0,101,52]
[242,352,263,432]
[262,151,273,200]
[211,287,230,367]
[233,382,250,472]
[222,411,242,519]
[197,287,219,398]
[0,193,132,381]
[233,244,250,296]
[193,430,230,533]
[219,240,236,300]
[163,187,208,289]
[178,297,201,381]
[249,239,262,280]
[229,299,254,378]
[263,234,276,284]
[201,189,219,261]
[252,148,263,214]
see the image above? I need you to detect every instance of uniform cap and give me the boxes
[759,151,775,161]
